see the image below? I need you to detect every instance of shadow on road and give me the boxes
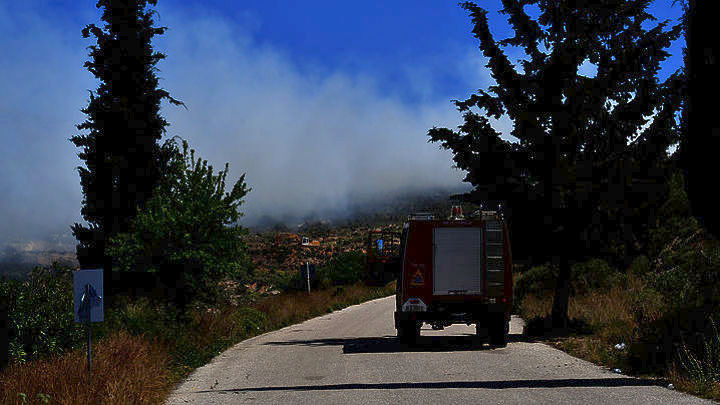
[194,378,662,394]
[263,333,536,353]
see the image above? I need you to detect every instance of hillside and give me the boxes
[0,186,471,281]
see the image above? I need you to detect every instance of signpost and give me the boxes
[300,263,316,293]
[74,269,103,382]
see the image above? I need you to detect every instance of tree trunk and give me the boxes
[551,255,571,330]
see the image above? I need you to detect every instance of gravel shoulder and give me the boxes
[166,296,715,404]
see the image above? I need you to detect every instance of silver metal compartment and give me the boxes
[432,227,483,295]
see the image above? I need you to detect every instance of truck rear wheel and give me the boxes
[489,316,508,347]
[475,324,488,345]
[397,320,420,344]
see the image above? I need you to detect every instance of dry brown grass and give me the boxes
[519,275,655,372]
[521,275,648,345]
[253,282,394,330]
[0,329,171,405]
[519,293,553,320]
[569,280,639,345]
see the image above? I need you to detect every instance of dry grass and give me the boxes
[0,282,395,404]
[253,282,395,330]
[0,330,171,405]
[668,363,720,400]
[569,281,639,345]
[519,294,553,320]
[520,275,648,344]
[519,275,654,372]
[552,336,623,369]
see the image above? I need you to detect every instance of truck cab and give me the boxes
[394,210,513,346]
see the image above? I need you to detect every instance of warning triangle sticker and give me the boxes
[410,269,424,286]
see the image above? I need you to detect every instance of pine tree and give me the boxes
[70,0,185,285]
[429,0,683,328]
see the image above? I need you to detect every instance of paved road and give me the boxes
[166,296,713,404]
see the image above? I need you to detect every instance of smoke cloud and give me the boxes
[0,1,500,250]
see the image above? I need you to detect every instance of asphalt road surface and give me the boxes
[166,296,714,404]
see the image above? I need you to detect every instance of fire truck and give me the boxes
[393,208,513,346]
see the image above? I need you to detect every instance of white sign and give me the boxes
[74,269,104,323]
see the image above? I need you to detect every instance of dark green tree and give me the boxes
[70,0,185,288]
[677,0,720,238]
[429,0,683,328]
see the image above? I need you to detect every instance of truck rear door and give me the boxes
[432,227,483,295]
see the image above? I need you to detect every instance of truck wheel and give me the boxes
[489,318,508,347]
[398,320,419,344]
[475,324,488,345]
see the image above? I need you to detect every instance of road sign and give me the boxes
[74,269,103,323]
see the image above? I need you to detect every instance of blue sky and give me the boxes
[0,0,685,249]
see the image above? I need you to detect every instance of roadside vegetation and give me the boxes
[0,255,395,404]
[514,171,720,401]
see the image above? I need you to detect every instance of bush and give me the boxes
[629,233,720,373]
[315,251,366,288]
[674,318,720,397]
[628,255,651,277]
[513,263,558,306]
[107,137,253,308]
[514,258,622,310]
[651,238,720,315]
[571,258,622,295]
[2,263,85,365]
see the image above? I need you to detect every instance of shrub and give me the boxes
[2,263,85,365]
[674,318,720,397]
[315,251,366,287]
[514,263,558,306]
[629,233,720,373]
[514,258,624,315]
[571,258,622,295]
[628,255,651,277]
[651,237,720,315]
[107,137,253,308]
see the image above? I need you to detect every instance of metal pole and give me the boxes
[306,262,311,293]
[84,284,92,386]
[87,318,91,372]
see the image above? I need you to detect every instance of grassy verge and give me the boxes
[0,281,395,404]
[519,274,720,401]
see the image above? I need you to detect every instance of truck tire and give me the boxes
[475,324,488,345]
[398,320,420,344]
[489,317,508,347]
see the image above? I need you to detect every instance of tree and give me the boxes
[70,0,185,292]
[678,0,720,238]
[107,137,252,310]
[429,1,683,328]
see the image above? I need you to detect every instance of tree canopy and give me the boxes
[429,0,684,327]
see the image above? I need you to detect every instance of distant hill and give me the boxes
[0,239,77,281]
[247,184,474,232]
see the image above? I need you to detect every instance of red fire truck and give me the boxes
[394,209,513,346]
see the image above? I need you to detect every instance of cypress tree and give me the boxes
[70,0,185,290]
